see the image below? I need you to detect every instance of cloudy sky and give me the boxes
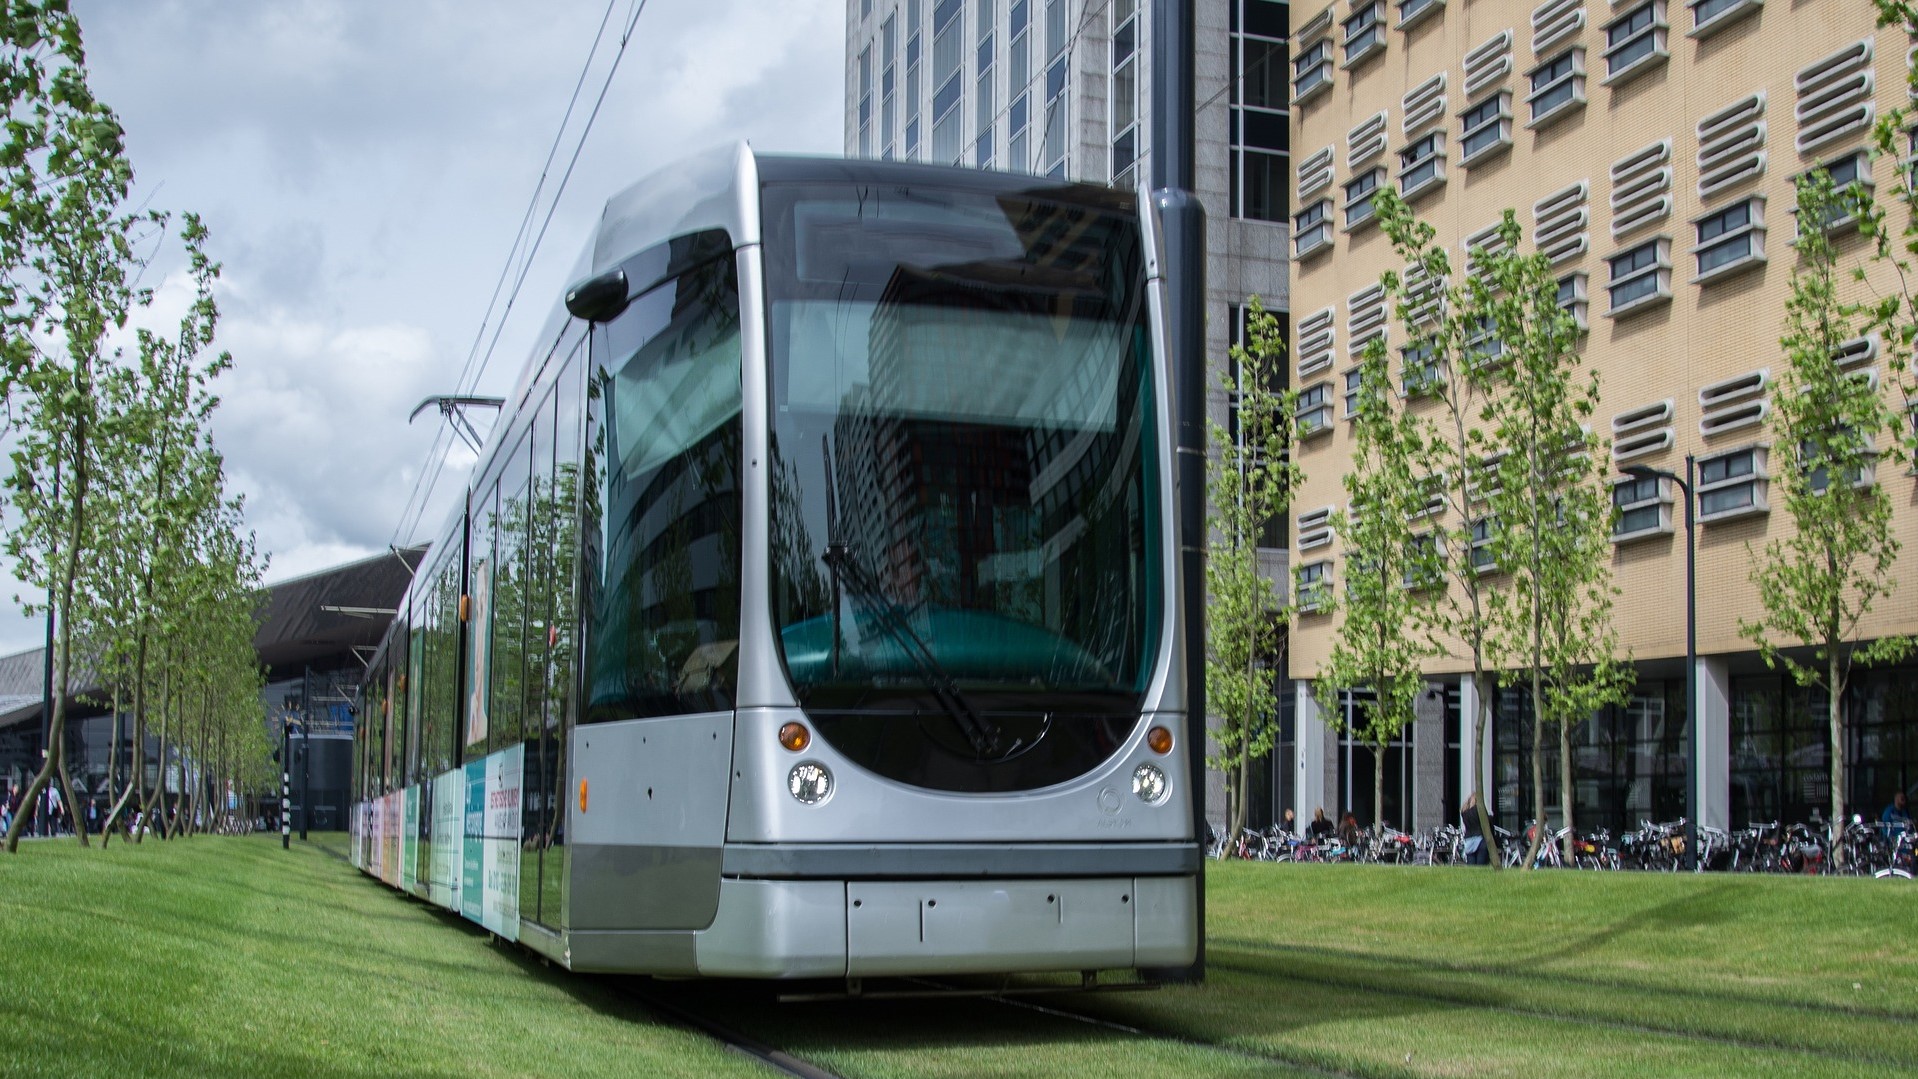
[0,1,844,654]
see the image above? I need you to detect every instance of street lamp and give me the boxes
[1623,457,1697,870]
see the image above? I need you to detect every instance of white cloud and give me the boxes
[0,1,845,655]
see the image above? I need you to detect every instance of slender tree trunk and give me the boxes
[139,649,173,843]
[4,411,94,852]
[1559,700,1577,865]
[1525,671,1547,870]
[1373,734,1386,834]
[1471,672,1498,866]
[1829,642,1844,868]
[130,633,149,836]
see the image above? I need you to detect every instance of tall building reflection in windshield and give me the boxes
[764,177,1160,792]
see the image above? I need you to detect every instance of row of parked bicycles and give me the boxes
[1208,816,1917,877]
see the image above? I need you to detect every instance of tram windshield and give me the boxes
[762,174,1161,792]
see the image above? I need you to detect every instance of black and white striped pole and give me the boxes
[280,718,291,851]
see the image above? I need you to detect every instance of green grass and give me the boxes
[3,839,1914,1078]
[1074,862,1918,1077]
[0,834,763,1079]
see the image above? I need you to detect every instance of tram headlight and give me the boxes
[788,761,833,805]
[1132,762,1169,805]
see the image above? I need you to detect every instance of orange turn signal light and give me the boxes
[778,722,812,752]
[1146,726,1174,754]
[578,778,589,813]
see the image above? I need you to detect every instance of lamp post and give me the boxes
[300,669,311,842]
[1623,457,1697,870]
[280,715,291,851]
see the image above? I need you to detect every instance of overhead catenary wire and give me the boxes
[389,0,649,550]
[464,0,651,400]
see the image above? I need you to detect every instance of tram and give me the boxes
[349,144,1198,979]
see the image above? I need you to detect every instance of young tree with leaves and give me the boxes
[0,0,158,852]
[1739,171,1913,861]
[1205,298,1298,847]
[1312,332,1438,833]
[1366,188,1511,862]
[1477,224,1631,868]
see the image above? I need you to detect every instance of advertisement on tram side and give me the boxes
[461,745,522,940]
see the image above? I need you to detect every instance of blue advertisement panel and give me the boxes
[461,758,485,923]
[401,787,419,894]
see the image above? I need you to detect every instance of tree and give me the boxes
[1476,219,1630,868]
[0,0,153,852]
[1312,326,1437,833]
[1205,298,1298,847]
[1366,188,1509,862]
[1869,0,1918,460]
[1738,170,1914,860]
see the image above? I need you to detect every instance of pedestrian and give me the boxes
[1307,806,1334,841]
[1884,791,1912,832]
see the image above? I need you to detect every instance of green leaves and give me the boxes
[0,4,264,852]
[1205,296,1297,838]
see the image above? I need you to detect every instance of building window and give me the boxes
[1804,426,1876,493]
[1693,198,1765,282]
[1294,37,1333,103]
[1696,446,1769,521]
[1398,0,1443,30]
[1110,0,1139,185]
[1469,516,1497,572]
[1297,561,1331,612]
[1464,315,1504,368]
[1690,0,1759,37]
[976,7,997,170]
[1298,381,1335,436]
[1230,1,1290,221]
[1527,49,1586,127]
[1344,168,1384,230]
[1603,1,1667,84]
[881,16,898,159]
[1399,131,1445,198]
[1041,54,1068,176]
[1557,272,1589,332]
[1460,92,1513,165]
[1401,340,1442,396]
[1403,532,1443,590]
[857,46,873,158]
[931,0,965,165]
[1796,150,1873,236]
[1007,0,1029,171]
[1607,237,1671,315]
[1295,198,1334,258]
[1342,2,1385,67]
[907,0,925,155]
[1343,368,1365,418]
[1611,476,1673,542]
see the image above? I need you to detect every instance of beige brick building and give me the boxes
[1285,0,1918,836]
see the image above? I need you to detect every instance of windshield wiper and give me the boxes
[820,542,1007,758]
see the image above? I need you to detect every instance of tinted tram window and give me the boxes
[583,241,742,722]
[468,484,499,753]
[491,438,532,749]
[761,177,1161,793]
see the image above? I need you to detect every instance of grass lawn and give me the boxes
[2,836,1913,1078]
[1076,861,1918,1077]
[0,833,765,1079]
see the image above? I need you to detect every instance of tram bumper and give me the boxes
[693,873,1198,978]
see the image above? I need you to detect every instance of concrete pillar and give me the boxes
[1294,680,1328,826]
[1697,656,1731,831]
[1412,681,1445,832]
